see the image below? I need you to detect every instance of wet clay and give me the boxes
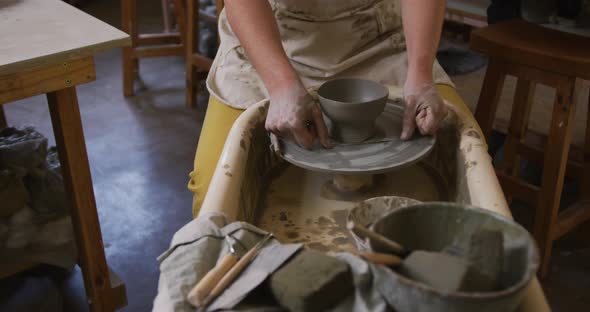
[332,174,374,192]
[279,101,435,175]
[467,228,504,288]
[256,162,445,253]
[270,249,354,312]
[400,251,494,292]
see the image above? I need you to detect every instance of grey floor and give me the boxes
[2,1,589,311]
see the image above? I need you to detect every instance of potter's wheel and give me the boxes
[278,100,436,174]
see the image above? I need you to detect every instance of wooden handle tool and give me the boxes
[347,221,407,256]
[187,253,238,307]
[354,251,402,267]
[197,233,273,310]
[269,133,282,155]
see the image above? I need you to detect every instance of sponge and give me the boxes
[269,249,353,311]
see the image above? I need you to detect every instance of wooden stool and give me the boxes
[471,20,590,277]
[0,105,6,128]
[184,0,223,108]
[120,0,187,96]
[161,0,174,33]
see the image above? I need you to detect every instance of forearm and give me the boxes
[401,0,446,86]
[225,0,299,95]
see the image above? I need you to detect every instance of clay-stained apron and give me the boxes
[206,0,453,109]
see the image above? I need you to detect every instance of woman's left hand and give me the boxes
[401,82,448,140]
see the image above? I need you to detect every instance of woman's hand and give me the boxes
[266,82,332,149]
[224,0,330,149]
[399,0,447,140]
[401,82,448,140]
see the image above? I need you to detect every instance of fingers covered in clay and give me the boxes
[402,83,448,140]
[266,82,332,149]
[291,121,315,149]
[311,104,332,148]
[401,93,419,140]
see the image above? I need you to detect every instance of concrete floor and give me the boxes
[2,1,589,311]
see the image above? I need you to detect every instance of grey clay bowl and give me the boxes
[369,202,539,312]
[317,78,388,143]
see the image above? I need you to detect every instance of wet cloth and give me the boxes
[153,212,412,312]
[207,0,453,109]
[153,212,303,311]
[0,127,75,271]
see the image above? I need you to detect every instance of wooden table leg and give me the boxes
[47,87,115,311]
[161,0,172,33]
[185,0,197,108]
[121,0,137,97]
[173,0,187,44]
[501,79,535,175]
[0,105,6,128]
[474,59,506,141]
[533,77,578,277]
[582,92,590,199]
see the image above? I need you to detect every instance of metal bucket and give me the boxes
[369,202,539,312]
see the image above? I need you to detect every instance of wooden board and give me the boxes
[0,56,96,104]
[446,0,489,27]
[0,0,130,76]
[447,0,489,18]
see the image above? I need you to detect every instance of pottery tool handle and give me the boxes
[270,133,282,155]
[347,221,407,256]
[187,253,238,307]
[199,233,273,309]
[356,251,402,267]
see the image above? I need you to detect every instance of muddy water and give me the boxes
[256,162,447,253]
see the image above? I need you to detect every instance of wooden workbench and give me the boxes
[0,0,130,310]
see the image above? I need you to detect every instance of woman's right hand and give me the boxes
[265,82,332,149]
[224,1,330,149]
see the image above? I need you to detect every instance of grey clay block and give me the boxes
[270,249,354,312]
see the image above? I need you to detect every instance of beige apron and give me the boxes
[206,0,453,109]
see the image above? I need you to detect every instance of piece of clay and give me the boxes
[400,251,469,292]
[332,174,374,192]
[270,249,353,312]
[467,229,504,290]
[399,251,496,293]
[500,241,529,288]
[0,170,29,217]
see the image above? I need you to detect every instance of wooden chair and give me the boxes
[120,0,188,96]
[0,105,6,128]
[471,20,590,277]
[161,0,174,33]
[184,0,223,108]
